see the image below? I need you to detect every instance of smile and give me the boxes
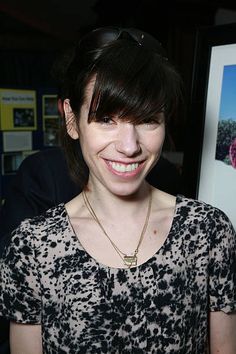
[108,161,140,172]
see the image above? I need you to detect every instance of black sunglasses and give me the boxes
[78,26,168,59]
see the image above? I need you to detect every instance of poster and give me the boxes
[0,89,37,130]
[198,44,236,228]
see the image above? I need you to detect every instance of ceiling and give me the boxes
[0,0,98,41]
[1,0,235,90]
[1,0,235,48]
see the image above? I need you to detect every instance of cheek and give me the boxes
[79,131,108,157]
[144,129,165,153]
[149,141,164,154]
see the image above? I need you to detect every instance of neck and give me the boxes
[85,179,151,219]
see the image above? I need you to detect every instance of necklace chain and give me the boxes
[82,189,152,268]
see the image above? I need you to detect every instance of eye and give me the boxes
[140,118,159,125]
[140,112,165,126]
[100,116,115,125]
[102,116,112,123]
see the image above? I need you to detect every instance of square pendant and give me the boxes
[124,255,137,267]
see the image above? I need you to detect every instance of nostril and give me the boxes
[115,142,141,156]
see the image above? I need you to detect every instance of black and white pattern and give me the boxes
[0,195,235,353]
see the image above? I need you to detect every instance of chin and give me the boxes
[104,180,147,197]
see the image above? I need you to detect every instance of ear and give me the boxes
[63,99,79,140]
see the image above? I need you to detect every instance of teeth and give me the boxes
[109,162,139,172]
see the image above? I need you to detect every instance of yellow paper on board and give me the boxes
[0,88,37,131]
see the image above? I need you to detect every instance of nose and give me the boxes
[115,123,141,156]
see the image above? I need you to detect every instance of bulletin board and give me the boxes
[0,88,37,131]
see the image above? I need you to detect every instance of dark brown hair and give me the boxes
[58,27,183,188]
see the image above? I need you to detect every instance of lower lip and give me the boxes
[104,160,145,178]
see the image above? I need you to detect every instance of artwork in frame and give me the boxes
[182,23,236,229]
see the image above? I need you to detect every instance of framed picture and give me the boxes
[42,94,60,146]
[42,95,58,117]
[182,23,236,228]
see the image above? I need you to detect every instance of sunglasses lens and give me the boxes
[79,27,167,58]
[79,27,119,50]
[126,28,166,57]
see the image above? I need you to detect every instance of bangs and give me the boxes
[86,41,181,124]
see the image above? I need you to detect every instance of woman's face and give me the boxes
[65,79,166,197]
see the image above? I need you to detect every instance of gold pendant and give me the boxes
[123,255,137,267]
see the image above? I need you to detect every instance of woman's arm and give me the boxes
[209,311,236,354]
[10,322,43,354]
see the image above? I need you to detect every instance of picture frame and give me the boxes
[182,23,236,228]
[42,94,60,147]
[42,95,58,117]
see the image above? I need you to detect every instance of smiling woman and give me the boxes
[61,27,180,189]
[64,75,166,197]
[0,26,235,354]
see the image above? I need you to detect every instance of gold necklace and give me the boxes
[82,189,152,268]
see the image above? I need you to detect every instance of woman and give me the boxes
[0,27,235,354]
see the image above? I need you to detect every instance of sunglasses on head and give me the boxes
[78,26,168,59]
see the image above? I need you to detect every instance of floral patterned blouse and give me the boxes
[0,195,235,353]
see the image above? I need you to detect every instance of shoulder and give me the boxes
[1,204,72,264]
[11,203,69,244]
[175,195,235,239]
[1,203,76,275]
[152,189,234,231]
[176,195,232,220]
[27,202,67,228]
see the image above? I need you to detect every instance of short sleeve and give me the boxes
[0,219,41,323]
[209,208,236,314]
